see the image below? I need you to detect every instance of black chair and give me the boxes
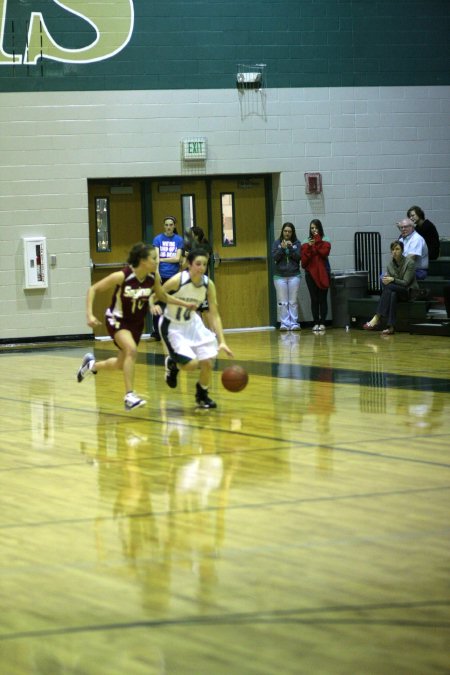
[354,231,382,294]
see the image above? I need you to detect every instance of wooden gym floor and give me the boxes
[0,328,449,674]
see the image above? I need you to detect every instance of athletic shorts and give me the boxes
[105,309,143,346]
[159,313,218,364]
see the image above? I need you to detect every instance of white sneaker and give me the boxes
[312,325,320,332]
[77,352,96,382]
[291,324,301,331]
[124,392,146,411]
[319,324,326,332]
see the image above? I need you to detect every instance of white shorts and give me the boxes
[160,313,218,363]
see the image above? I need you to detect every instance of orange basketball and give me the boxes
[221,365,249,392]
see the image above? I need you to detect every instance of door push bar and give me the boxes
[213,254,266,268]
[92,256,266,270]
[91,261,126,269]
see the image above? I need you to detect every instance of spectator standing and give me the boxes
[407,206,440,260]
[272,222,302,331]
[151,216,184,340]
[183,226,213,269]
[397,218,429,280]
[301,219,331,332]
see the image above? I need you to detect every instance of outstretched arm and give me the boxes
[153,272,197,310]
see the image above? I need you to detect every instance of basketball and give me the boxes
[221,365,249,392]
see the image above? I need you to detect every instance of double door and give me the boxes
[88,176,272,333]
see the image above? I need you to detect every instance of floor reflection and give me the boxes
[80,413,240,614]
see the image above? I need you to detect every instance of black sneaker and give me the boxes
[149,332,161,341]
[165,356,179,389]
[195,382,217,409]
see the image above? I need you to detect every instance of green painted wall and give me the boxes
[0,0,449,91]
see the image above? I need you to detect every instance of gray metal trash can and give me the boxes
[330,270,368,327]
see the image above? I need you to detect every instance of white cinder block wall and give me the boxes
[0,85,449,339]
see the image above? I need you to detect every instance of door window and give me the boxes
[181,193,196,235]
[95,197,111,252]
[221,192,236,247]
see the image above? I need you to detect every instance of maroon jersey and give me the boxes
[105,266,155,345]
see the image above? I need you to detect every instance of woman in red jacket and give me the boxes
[301,219,331,332]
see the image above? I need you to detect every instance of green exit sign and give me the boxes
[182,138,207,161]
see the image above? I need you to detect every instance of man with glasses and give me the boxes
[397,218,429,280]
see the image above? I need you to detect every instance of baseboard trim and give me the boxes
[223,326,276,334]
[0,334,93,347]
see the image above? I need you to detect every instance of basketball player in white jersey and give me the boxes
[159,249,233,408]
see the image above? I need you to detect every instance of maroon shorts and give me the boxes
[105,311,144,347]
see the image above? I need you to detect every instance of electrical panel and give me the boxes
[23,237,48,289]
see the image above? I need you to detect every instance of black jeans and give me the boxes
[305,272,328,324]
[376,283,409,326]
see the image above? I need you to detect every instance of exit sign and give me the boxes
[182,137,207,161]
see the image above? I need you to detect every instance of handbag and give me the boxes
[410,287,431,301]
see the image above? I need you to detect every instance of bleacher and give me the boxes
[348,238,450,336]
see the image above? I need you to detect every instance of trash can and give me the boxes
[330,270,369,328]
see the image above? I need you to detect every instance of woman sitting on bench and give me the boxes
[363,239,419,335]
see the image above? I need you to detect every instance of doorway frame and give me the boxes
[89,173,278,328]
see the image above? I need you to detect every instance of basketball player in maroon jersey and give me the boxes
[77,242,197,411]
